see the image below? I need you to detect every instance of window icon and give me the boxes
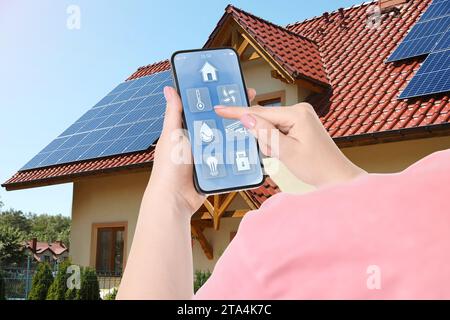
[200,62,218,82]
[186,87,212,113]
[217,84,242,106]
[223,119,248,140]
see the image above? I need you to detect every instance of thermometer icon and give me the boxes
[195,89,206,111]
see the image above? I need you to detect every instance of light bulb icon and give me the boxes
[206,156,219,176]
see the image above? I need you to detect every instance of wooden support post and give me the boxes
[191,222,213,260]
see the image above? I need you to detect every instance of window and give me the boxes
[94,224,126,276]
[254,90,285,107]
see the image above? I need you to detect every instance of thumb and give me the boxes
[240,113,294,160]
[161,86,183,135]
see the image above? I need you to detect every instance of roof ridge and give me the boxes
[136,59,169,71]
[286,0,376,29]
[226,4,318,45]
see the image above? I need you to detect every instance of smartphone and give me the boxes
[171,47,264,195]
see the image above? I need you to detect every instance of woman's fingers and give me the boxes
[240,113,294,159]
[215,105,294,130]
[247,88,256,103]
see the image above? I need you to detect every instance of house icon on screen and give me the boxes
[200,62,218,82]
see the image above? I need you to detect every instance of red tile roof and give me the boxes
[287,0,450,138]
[206,5,329,86]
[24,240,69,256]
[3,1,450,204]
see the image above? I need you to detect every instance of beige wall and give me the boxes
[193,217,242,272]
[70,171,150,267]
[343,135,450,173]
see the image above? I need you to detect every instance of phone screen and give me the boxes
[171,48,264,194]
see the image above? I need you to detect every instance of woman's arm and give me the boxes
[117,87,205,299]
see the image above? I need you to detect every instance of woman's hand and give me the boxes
[148,86,258,216]
[215,102,367,187]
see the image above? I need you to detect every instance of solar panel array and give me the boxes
[21,70,172,170]
[387,0,450,62]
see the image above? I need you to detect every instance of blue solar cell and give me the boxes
[108,81,133,95]
[125,133,159,153]
[133,84,156,98]
[387,15,450,62]
[57,133,89,150]
[58,145,91,163]
[40,137,70,153]
[98,125,131,142]
[125,76,152,89]
[117,109,147,125]
[96,102,124,117]
[114,98,145,113]
[59,121,88,137]
[433,29,450,51]
[399,49,450,99]
[121,121,153,138]
[112,88,141,102]
[81,141,114,159]
[78,129,109,146]
[94,93,120,107]
[21,70,173,170]
[101,137,139,156]
[21,152,52,170]
[143,117,164,134]
[97,113,127,128]
[419,0,450,22]
[79,116,109,132]
[39,149,71,167]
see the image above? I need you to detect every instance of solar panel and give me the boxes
[399,48,450,99]
[21,70,172,170]
[387,0,450,62]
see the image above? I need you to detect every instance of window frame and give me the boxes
[253,90,286,107]
[90,221,127,276]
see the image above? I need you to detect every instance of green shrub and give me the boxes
[103,288,118,300]
[77,267,100,300]
[0,269,5,300]
[194,270,211,293]
[46,260,71,300]
[65,267,100,300]
[28,263,53,300]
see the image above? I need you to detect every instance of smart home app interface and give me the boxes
[173,49,263,193]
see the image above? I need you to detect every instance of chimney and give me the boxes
[31,238,37,252]
[339,8,345,19]
[379,0,409,12]
[323,12,330,23]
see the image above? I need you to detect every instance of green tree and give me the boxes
[28,213,71,245]
[46,260,71,300]
[28,263,53,300]
[0,225,25,266]
[194,270,212,293]
[65,267,100,300]
[77,267,100,300]
[0,209,31,234]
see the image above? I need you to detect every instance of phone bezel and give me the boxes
[170,47,265,195]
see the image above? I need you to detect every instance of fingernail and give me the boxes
[163,86,173,101]
[214,105,226,110]
[240,114,256,129]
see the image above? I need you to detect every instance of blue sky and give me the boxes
[0,0,364,216]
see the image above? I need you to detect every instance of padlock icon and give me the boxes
[235,151,251,171]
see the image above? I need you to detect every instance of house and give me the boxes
[24,238,69,266]
[200,62,219,82]
[2,0,450,288]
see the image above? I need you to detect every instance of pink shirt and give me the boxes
[195,149,450,299]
